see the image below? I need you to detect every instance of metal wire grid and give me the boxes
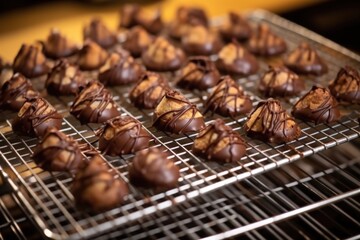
[0,9,360,239]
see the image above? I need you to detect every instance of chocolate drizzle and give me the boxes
[32,128,85,174]
[96,115,151,156]
[244,98,301,143]
[0,73,39,110]
[329,66,360,104]
[12,97,63,137]
[219,12,252,42]
[41,28,79,59]
[176,56,220,90]
[193,119,246,163]
[204,76,252,117]
[84,18,117,49]
[292,86,340,124]
[70,81,120,124]
[153,90,205,134]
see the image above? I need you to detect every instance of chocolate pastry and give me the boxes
[0,73,39,110]
[129,148,180,189]
[248,23,287,56]
[41,28,79,59]
[181,24,222,56]
[292,86,340,124]
[130,71,169,109]
[71,154,128,212]
[204,76,252,117]
[84,18,117,49]
[97,115,151,156]
[32,128,85,174]
[244,98,301,143]
[70,81,120,124]
[135,8,163,35]
[216,41,258,76]
[12,97,63,137]
[258,65,304,97]
[219,12,252,42]
[13,44,49,78]
[153,90,205,134]
[168,6,208,40]
[284,42,327,76]
[193,119,246,163]
[123,26,153,58]
[176,56,220,90]
[329,66,360,104]
[46,59,87,95]
[118,4,140,29]
[77,40,108,71]
[142,37,186,72]
[98,51,144,86]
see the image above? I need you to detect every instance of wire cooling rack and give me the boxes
[0,9,360,239]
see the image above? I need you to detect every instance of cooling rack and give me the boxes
[0,9,360,239]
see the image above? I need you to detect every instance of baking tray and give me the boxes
[0,9,360,239]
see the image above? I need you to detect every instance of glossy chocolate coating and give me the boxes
[153,90,205,134]
[0,73,39,110]
[142,37,186,72]
[193,119,246,163]
[135,8,163,35]
[329,66,360,104]
[42,28,79,59]
[70,81,120,124]
[216,41,258,76]
[176,56,220,90]
[248,23,287,56]
[219,12,252,42]
[12,97,63,138]
[97,115,151,156]
[13,44,49,78]
[204,76,252,117]
[284,42,327,76]
[77,40,108,71]
[84,18,117,49]
[46,59,87,95]
[98,52,144,86]
[244,98,301,143]
[292,86,340,124]
[0,68,13,88]
[123,26,153,58]
[32,128,85,174]
[258,65,305,97]
[71,154,129,212]
[119,4,140,29]
[130,71,169,109]
[129,148,180,189]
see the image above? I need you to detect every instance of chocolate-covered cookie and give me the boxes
[123,26,153,58]
[153,90,205,134]
[244,98,301,143]
[0,73,39,110]
[98,51,144,86]
[118,4,140,29]
[142,37,186,72]
[32,128,85,174]
[176,56,220,90]
[259,65,304,97]
[329,66,360,104]
[77,40,108,71]
[84,18,117,49]
[71,154,129,212]
[204,76,252,117]
[135,8,163,35]
[130,71,169,109]
[248,23,287,56]
[219,12,252,42]
[46,59,87,95]
[70,81,120,124]
[292,86,340,124]
[129,148,180,189]
[97,115,151,156]
[193,119,246,163]
[284,42,327,76]
[41,28,79,59]
[13,44,49,78]
[216,41,258,76]
[12,97,63,137]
